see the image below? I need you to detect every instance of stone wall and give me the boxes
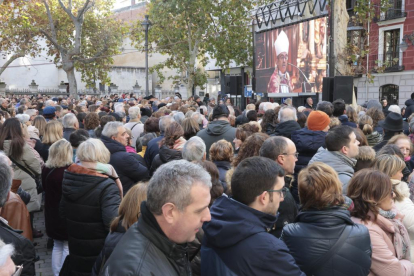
[334,0,350,76]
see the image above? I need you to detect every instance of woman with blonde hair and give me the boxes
[374,154,414,258]
[92,182,148,275]
[34,120,63,162]
[42,139,73,276]
[33,115,47,140]
[348,169,414,275]
[61,138,121,275]
[282,162,371,276]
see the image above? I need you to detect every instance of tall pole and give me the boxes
[142,15,151,97]
[329,0,335,77]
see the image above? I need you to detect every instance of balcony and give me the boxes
[375,9,407,22]
[369,54,405,73]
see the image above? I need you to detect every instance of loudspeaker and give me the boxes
[322,77,334,102]
[333,76,354,104]
[225,76,242,95]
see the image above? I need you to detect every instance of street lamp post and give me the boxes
[141,15,151,97]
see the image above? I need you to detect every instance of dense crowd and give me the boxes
[0,92,414,275]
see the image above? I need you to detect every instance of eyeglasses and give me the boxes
[283,152,299,158]
[267,187,289,198]
[13,265,23,276]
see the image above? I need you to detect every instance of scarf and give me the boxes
[78,161,123,198]
[379,208,411,261]
[173,137,187,150]
[330,151,357,168]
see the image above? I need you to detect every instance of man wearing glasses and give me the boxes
[267,30,293,93]
[201,156,305,276]
[259,136,299,238]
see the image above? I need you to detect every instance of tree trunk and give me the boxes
[65,67,77,99]
[0,52,24,77]
[187,51,197,97]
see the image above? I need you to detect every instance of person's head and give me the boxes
[259,136,297,174]
[353,128,368,146]
[358,115,374,135]
[159,115,175,133]
[143,117,160,134]
[232,133,269,167]
[160,121,184,149]
[233,123,260,150]
[260,109,278,131]
[69,129,89,149]
[232,156,285,215]
[299,162,345,210]
[147,160,212,243]
[212,104,230,121]
[278,106,297,123]
[246,110,258,122]
[316,101,334,117]
[62,113,79,129]
[373,154,405,183]
[102,122,129,146]
[275,31,289,73]
[110,182,148,233]
[33,115,47,137]
[15,114,30,127]
[209,139,233,162]
[366,107,385,127]
[347,169,394,221]
[377,144,405,160]
[387,134,412,159]
[346,105,357,123]
[0,98,9,109]
[382,98,388,107]
[76,112,87,126]
[181,118,200,140]
[325,125,359,158]
[182,137,206,162]
[0,153,12,208]
[354,146,376,172]
[388,105,401,115]
[173,112,185,125]
[306,97,313,106]
[332,99,346,117]
[139,132,157,147]
[76,138,110,163]
[0,239,16,276]
[45,139,73,169]
[0,118,25,160]
[42,120,63,145]
[307,110,330,131]
[193,160,224,205]
[128,106,141,121]
[84,112,100,131]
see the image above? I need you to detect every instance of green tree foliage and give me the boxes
[131,0,271,93]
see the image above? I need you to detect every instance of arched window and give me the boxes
[379,84,399,105]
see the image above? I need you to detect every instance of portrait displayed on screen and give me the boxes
[255,17,327,93]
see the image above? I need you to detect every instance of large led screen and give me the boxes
[255,17,327,94]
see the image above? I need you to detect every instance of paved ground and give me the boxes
[33,211,54,276]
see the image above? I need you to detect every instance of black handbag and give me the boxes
[9,156,43,194]
[59,255,71,276]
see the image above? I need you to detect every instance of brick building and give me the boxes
[349,0,414,107]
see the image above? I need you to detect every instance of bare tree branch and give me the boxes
[0,52,25,76]
[73,41,109,64]
[57,0,76,21]
[77,0,92,20]
[42,0,58,43]
[40,29,65,54]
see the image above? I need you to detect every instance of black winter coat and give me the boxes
[213,160,231,192]
[272,120,301,139]
[144,135,163,167]
[290,128,327,203]
[0,218,36,276]
[101,135,149,194]
[92,221,126,276]
[150,145,182,175]
[281,208,372,276]
[338,115,357,128]
[101,202,191,276]
[405,99,414,119]
[60,165,121,276]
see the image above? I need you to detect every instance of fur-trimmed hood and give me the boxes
[356,146,376,161]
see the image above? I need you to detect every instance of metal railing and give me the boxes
[376,9,407,22]
[369,54,404,72]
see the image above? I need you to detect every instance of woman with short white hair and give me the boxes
[124,106,143,149]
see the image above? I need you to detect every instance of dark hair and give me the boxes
[17,105,25,114]
[260,109,277,132]
[235,123,260,142]
[160,121,184,149]
[233,133,269,167]
[181,118,199,140]
[140,133,157,147]
[95,115,116,138]
[69,129,90,148]
[325,125,354,151]
[366,107,385,128]
[76,112,87,125]
[376,144,404,160]
[316,101,334,117]
[347,169,392,222]
[332,99,346,117]
[259,136,288,160]
[144,117,160,133]
[296,112,307,128]
[194,160,223,206]
[84,112,100,130]
[246,110,257,122]
[353,128,368,146]
[231,156,285,205]
[0,118,25,160]
[411,92,414,100]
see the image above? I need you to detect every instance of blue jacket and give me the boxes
[144,135,164,168]
[201,196,305,276]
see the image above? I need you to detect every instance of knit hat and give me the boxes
[307,111,330,131]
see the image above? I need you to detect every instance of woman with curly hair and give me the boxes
[84,112,100,138]
[150,121,186,174]
[233,123,260,154]
[260,109,278,135]
[366,107,385,134]
[232,132,269,167]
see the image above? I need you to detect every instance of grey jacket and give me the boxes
[197,120,236,160]
[309,148,355,193]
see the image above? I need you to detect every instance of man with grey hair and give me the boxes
[182,136,206,162]
[124,106,144,149]
[102,160,212,275]
[62,113,79,141]
[191,112,204,129]
[101,122,149,193]
[316,100,334,117]
[173,111,185,125]
[0,154,36,275]
[44,99,55,107]
[273,106,301,139]
[0,98,9,114]
[144,115,175,167]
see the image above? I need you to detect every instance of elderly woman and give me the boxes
[34,120,64,162]
[374,154,414,259]
[60,139,121,276]
[124,106,144,149]
[387,134,413,182]
[282,162,371,276]
[348,169,414,275]
[42,139,73,276]
[209,139,233,192]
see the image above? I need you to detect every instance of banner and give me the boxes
[255,17,327,94]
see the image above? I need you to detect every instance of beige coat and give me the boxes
[3,141,42,212]
[352,212,414,276]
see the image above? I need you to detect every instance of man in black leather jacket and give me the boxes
[101,160,212,276]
